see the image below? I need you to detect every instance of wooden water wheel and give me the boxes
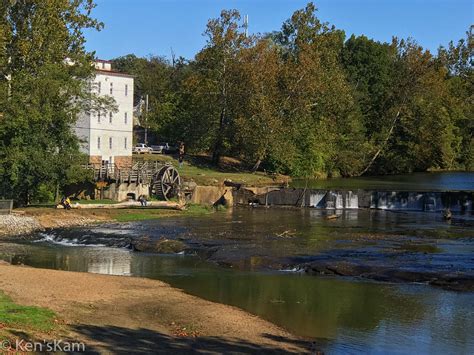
[151,165,181,200]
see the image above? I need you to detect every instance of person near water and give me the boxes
[178,142,185,168]
[60,196,71,210]
[138,195,148,207]
[443,208,452,221]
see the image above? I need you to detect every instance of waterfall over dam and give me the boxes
[234,187,474,212]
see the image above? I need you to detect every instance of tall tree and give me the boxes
[370,39,461,173]
[189,9,249,165]
[438,27,474,170]
[233,37,290,171]
[342,35,397,144]
[274,2,365,177]
[0,0,102,204]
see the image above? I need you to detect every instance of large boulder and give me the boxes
[132,237,187,254]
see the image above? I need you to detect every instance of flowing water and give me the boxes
[1,205,474,353]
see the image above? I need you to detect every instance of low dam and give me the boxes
[233,187,474,212]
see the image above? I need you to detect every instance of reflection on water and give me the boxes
[1,242,473,353]
[292,171,474,191]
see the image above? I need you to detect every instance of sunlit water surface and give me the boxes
[1,206,473,354]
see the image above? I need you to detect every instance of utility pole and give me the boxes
[144,94,149,145]
[243,15,249,37]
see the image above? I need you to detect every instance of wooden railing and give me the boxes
[84,161,171,185]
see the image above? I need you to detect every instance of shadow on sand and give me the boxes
[72,324,315,354]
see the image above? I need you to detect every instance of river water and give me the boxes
[1,205,473,353]
[292,171,474,191]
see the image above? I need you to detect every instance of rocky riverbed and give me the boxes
[7,207,473,292]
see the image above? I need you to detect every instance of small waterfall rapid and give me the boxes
[370,191,454,212]
[242,185,473,212]
[303,190,473,212]
[345,191,359,209]
[309,192,326,208]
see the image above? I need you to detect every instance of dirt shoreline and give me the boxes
[0,263,312,353]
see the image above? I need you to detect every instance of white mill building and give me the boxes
[75,60,134,168]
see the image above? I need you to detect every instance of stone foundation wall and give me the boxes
[103,183,150,201]
[191,186,233,206]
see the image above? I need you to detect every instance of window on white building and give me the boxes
[124,137,127,149]
[125,84,128,96]
[110,82,113,95]
[98,112,101,123]
[97,137,101,149]
[102,62,105,69]
[109,137,113,149]
[124,112,128,124]
[109,112,112,123]
[98,81,101,94]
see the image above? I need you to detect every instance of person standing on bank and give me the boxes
[178,142,185,168]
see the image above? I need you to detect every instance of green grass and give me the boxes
[112,204,215,222]
[134,154,287,186]
[76,199,117,205]
[0,291,56,332]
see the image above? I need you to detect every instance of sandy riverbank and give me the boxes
[0,263,311,353]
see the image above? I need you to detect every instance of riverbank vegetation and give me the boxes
[0,1,106,205]
[114,3,473,178]
[134,154,288,186]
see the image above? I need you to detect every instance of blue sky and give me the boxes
[85,0,473,60]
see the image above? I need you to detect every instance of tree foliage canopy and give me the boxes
[0,0,102,204]
[115,3,473,177]
[1,2,472,206]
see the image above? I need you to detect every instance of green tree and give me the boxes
[274,2,366,177]
[0,0,102,204]
[438,27,474,170]
[342,35,397,145]
[232,37,290,171]
[110,3,471,177]
[371,39,461,173]
[187,9,249,165]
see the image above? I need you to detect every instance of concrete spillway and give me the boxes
[234,187,474,212]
